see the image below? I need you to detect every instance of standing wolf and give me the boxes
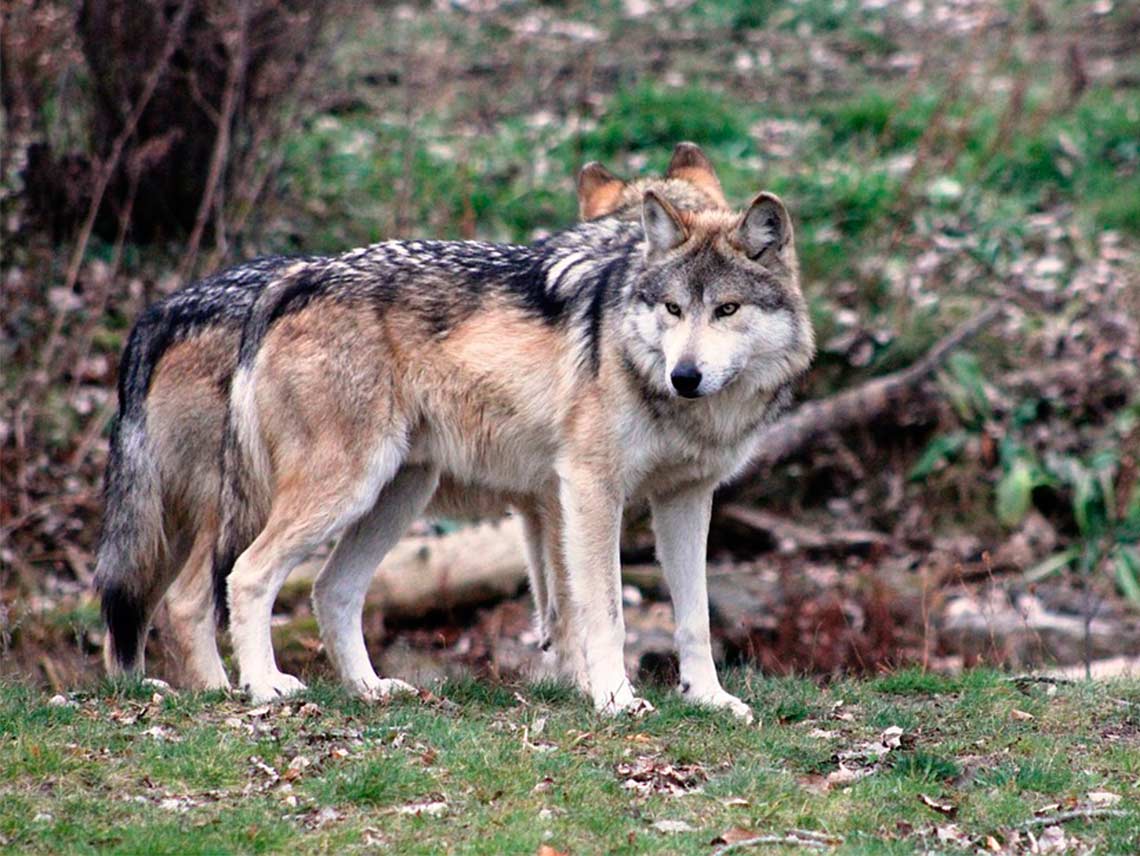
[94,144,731,692]
[214,182,814,717]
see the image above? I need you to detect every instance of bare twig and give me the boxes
[219,12,344,263]
[36,0,192,388]
[1016,808,1127,830]
[745,304,1006,476]
[719,504,890,552]
[178,0,250,282]
[713,830,841,854]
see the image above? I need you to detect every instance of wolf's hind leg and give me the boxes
[312,464,439,699]
[535,499,589,692]
[228,442,406,704]
[517,507,550,648]
[163,521,230,690]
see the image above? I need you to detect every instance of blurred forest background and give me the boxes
[2,0,1139,693]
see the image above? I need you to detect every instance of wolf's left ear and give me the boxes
[737,192,792,259]
[666,142,728,208]
[642,190,688,257]
[578,162,628,220]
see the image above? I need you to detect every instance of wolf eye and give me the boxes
[665,302,682,317]
[715,303,739,318]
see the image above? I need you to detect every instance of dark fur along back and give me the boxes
[211,225,649,616]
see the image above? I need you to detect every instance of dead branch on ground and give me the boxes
[744,304,1006,476]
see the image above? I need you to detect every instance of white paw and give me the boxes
[557,650,591,694]
[594,680,654,718]
[192,661,232,692]
[681,684,754,723]
[356,677,417,701]
[243,672,306,704]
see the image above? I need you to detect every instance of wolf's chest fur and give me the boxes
[400,333,775,502]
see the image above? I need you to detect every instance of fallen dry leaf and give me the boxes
[1011,708,1035,721]
[532,777,555,794]
[710,826,757,845]
[616,756,707,797]
[918,793,957,817]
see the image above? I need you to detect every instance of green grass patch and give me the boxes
[1,674,1139,853]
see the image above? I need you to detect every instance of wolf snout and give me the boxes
[670,362,702,398]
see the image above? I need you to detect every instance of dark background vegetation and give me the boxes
[2,0,1139,691]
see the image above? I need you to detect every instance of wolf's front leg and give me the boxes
[651,488,753,723]
[558,469,647,715]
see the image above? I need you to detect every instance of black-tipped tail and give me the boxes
[101,583,147,672]
[212,544,235,628]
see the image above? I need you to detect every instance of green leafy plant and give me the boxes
[1021,443,1140,604]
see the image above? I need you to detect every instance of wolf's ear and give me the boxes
[666,142,728,208]
[737,192,792,259]
[578,162,627,220]
[642,190,688,256]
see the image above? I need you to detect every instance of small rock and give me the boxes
[396,800,448,817]
[1088,790,1122,806]
[652,819,695,834]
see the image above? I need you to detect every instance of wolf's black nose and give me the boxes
[671,363,702,397]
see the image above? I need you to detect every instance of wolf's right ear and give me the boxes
[642,190,688,257]
[666,142,728,208]
[737,192,792,259]
[578,162,627,220]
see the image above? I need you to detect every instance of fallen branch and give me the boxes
[745,304,1006,475]
[1016,808,1127,830]
[284,517,529,618]
[719,504,890,552]
[714,830,841,854]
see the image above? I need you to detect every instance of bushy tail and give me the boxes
[95,320,168,674]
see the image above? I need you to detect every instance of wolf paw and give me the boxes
[243,672,306,704]
[595,682,655,718]
[681,684,754,724]
[357,677,416,701]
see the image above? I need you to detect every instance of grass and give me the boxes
[1,672,1137,854]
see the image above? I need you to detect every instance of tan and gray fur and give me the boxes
[214,166,814,717]
[94,144,729,692]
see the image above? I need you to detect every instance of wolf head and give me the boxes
[622,189,814,400]
[577,142,729,221]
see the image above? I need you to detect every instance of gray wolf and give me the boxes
[94,144,731,692]
[213,169,814,718]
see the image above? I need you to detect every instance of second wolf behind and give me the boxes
[215,176,815,716]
